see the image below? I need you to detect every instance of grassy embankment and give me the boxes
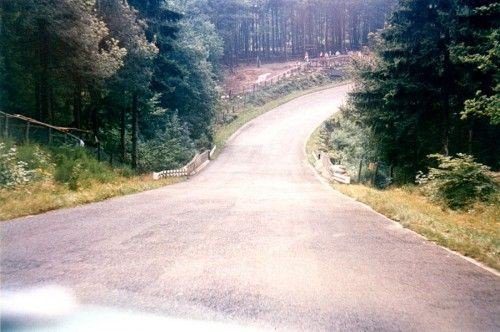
[307,125,500,271]
[1,71,347,221]
[0,143,182,221]
[214,72,349,153]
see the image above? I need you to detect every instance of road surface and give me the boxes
[1,85,499,331]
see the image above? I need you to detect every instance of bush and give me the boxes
[0,142,34,188]
[52,147,116,190]
[138,113,195,172]
[416,153,499,210]
[322,107,377,179]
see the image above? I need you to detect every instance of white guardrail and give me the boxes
[313,151,351,184]
[153,146,216,180]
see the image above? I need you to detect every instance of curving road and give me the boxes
[1,85,499,331]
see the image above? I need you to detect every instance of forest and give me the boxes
[210,0,395,65]
[0,0,393,172]
[344,0,499,181]
[0,0,498,180]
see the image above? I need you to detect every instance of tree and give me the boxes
[453,1,499,125]
[349,0,499,182]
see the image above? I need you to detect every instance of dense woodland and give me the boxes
[346,0,499,182]
[0,0,389,171]
[0,0,222,171]
[210,0,396,65]
[0,0,498,179]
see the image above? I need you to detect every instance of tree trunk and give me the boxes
[120,105,126,162]
[73,80,82,128]
[131,92,138,169]
[38,20,50,122]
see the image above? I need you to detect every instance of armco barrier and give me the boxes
[313,151,351,184]
[153,149,211,180]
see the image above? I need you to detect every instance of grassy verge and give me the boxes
[214,79,349,154]
[0,174,182,221]
[2,77,347,221]
[307,124,500,271]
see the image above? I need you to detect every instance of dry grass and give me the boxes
[0,175,182,221]
[2,80,346,221]
[333,183,500,270]
[306,122,499,270]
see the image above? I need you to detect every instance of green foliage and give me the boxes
[138,113,195,172]
[52,147,117,190]
[453,3,500,125]
[417,153,499,210]
[349,0,500,181]
[322,107,374,176]
[0,143,34,188]
[1,0,222,171]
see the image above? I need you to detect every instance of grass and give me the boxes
[214,79,349,155]
[306,122,500,271]
[0,142,184,221]
[0,174,182,221]
[1,75,348,221]
[333,184,499,270]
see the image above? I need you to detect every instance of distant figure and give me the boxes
[319,52,324,58]
[304,51,309,63]
[335,51,340,56]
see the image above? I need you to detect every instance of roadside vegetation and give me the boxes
[307,0,499,269]
[1,71,346,221]
[308,120,499,270]
[215,71,347,151]
[0,142,180,220]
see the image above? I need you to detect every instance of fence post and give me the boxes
[372,162,379,186]
[3,114,9,138]
[25,122,30,144]
[97,142,101,162]
[358,158,363,183]
[48,128,53,145]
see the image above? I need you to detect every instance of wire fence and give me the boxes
[0,111,111,163]
[358,159,393,188]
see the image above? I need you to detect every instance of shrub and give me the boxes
[16,144,54,180]
[416,153,499,210]
[0,143,34,188]
[138,113,195,172]
[52,146,116,190]
[323,107,377,180]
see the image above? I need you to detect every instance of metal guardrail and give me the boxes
[152,148,214,180]
[313,151,351,184]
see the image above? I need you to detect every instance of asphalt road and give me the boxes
[1,85,499,331]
